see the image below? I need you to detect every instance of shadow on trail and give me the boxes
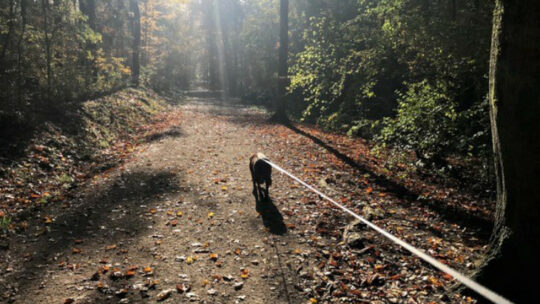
[285,124,493,236]
[252,191,292,303]
[270,237,293,304]
[144,126,185,143]
[8,168,182,298]
[255,195,287,235]
[182,97,275,127]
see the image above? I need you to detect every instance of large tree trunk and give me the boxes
[129,0,141,87]
[79,0,97,31]
[41,0,52,96]
[80,0,98,85]
[17,0,28,106]
[0,0,15,68]
[275,0,289,121]
[141,0,149,67]
[479,0,540,302]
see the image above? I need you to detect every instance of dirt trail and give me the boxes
[2,98,314,304]
[2,97,487,304]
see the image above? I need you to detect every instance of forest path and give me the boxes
[2,97,488,304]
[5,98,312,304]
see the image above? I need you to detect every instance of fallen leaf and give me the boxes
[105,244,117,251]
[157,289,173,301]
[241,268,249,279]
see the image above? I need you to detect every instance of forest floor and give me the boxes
[0,95,494,304]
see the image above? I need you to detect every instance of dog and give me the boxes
[249,153,272,201]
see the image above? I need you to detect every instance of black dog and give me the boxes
[249,153,272,201]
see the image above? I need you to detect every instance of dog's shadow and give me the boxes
[255,195,287,235]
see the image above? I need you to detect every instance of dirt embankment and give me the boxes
[0,88,174,234]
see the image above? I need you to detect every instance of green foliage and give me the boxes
[0,0,130,113]
[0,0,495,171]
[379,80,458,161]
[287,0,494,166]
[0,214,11,233]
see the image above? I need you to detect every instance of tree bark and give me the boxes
[42,0,52,96]
[129,0,141,87]
[0,0,15,68]
[478,0,540,302]
[79,0,97,32]
[17,0,28,105]
[275,0,289,122]
[141,0,149,67]
[450,0,457,20]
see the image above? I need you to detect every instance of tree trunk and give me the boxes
[478,0,540,302]
[275,0,289,121]
[129,0,141,87]
[79,0,97,32]
[17,0,28,105]
[450,0,457,20]
[0,0,15,68]
[42,0,52,96]
[80,0,98,85]
[141,0,149,67]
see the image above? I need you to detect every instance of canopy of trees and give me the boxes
[1,0,495,173]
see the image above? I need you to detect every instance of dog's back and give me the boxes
[249,153,272,186]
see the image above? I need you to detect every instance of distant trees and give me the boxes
[0,0,521,186]
[479,0,540,302]
[0,0,128,112]
[0,0,199,114]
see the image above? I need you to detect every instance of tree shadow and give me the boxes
[4,168,182,297]
[285,124,493,236]
[144,126,185,143]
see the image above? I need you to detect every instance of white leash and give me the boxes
[262,158,513,304]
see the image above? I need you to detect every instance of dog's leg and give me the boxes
[257,184,264,201]
[250,165,259,202]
